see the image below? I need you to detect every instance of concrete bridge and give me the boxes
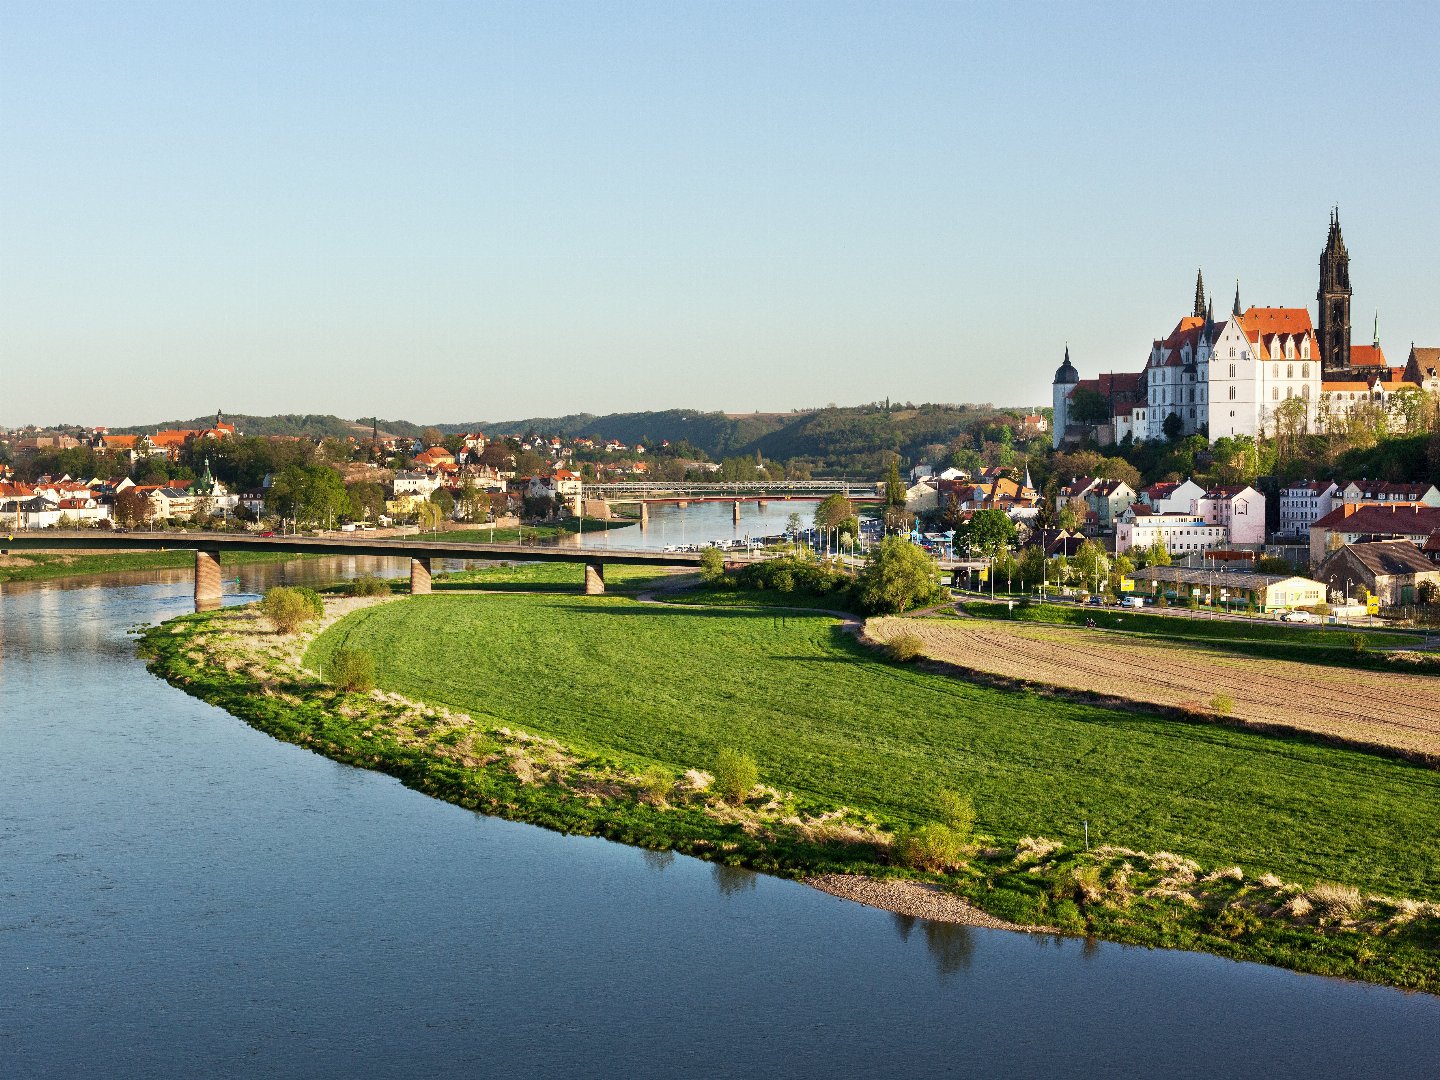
[1,530,705,607]
[581,480,881,527]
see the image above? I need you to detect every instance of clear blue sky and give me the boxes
[3,1,1438,428]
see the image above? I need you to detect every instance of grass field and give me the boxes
[307,593,1440,902]
[433,561,678,594]
[0,548,304,583]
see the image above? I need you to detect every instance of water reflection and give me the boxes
[713,864,759,896]
[892,913,976,978]
[641,848,676,873]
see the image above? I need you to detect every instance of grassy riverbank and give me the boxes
[0,548,304,584]
[141,592,1440,992]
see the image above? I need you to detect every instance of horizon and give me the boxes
[4,2,1438,428]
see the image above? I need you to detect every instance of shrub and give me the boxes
[895,822,967,872]
[734,555,853,600]
[295,587,325,619]
[698,547,726,585]
[1210,692,1235,717]
[636,765,673,805]
[345,575,391,597]
[1351,634,1369,655]
[712,747,759,804]
[260,586,321,634]
[886,631,925,663]
[328,647,375,693]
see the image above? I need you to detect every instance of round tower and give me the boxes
[1052,345,1078,449]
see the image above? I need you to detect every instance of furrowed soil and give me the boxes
[867,616,1440,760]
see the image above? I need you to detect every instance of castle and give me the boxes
[1053,211,1440,448]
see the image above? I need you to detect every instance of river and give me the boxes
[1,563,1437,1078]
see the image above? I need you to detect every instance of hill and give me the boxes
[115,414,429,440]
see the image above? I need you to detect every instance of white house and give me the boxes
[393,470,443,498]
[1279,480,1341,538]
[1116,507,1227,556]
[1341,480,1440,508]
[1140,479,1206,515]
[1195,485,1266,547]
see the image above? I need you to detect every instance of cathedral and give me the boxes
[1053,211,1437,448]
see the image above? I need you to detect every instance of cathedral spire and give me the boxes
[1193,269,1206,318]
[1318,207,1353,376]
[1232,280,1241,317]
[1374,310,1379,347]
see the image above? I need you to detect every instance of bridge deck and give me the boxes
[1,531,705,567]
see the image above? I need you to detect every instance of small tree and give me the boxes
[699,546,725,584]
[114,487,150,527]
[856,536,941,614]
[712,747,759,804]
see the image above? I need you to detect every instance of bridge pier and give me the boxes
[195,548,222,610]
[732,501,741,525]
[583,560,605,595]
[640,502,649,529]
[677,500,689,510]
[410,557,432,595]
[757,499,767,510]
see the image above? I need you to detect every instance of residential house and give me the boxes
[1278,480,1341,538]
[1340,480,1440,508]
[1085,479,1137,529]
[393,470,443,498]
[1195,485,1266,547]
[1315,540,1440,607]
[1140,479,1207,515]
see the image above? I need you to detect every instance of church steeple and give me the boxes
[1318,207,1352,376]
[1193,269,1206,318]
[1232,280,1242,318]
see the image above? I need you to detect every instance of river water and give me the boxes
[574,499,817,550]
[1,564,1437,1078]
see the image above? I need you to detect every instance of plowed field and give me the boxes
[868,616,1440,759]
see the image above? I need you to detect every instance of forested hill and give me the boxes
[115,414,429,440]
[472,403,1023,472]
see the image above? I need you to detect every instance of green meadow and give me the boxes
[308,592,1440,902]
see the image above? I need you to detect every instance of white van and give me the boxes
[1123,596,1146,609]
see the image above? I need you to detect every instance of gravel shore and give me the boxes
[807,873,1048,932]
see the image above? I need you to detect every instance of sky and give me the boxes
[3,0,1439,428]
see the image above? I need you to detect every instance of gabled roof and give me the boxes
[1324,539,1437,578]
[1235,306,1315,343]
[1349,344,1387,368]
[1312,504,1440,535]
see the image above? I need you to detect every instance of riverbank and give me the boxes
[139,592,1440,993]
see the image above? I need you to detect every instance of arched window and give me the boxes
[1286,386,1293,400]
[1287,363,1294,378]
[1302,363,1309,378]
[1273,364,1280,378]
[1302,384,1310,399]
[1273,387,1280,400]
[1229,386,1236,400]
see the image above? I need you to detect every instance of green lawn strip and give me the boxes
[306,594,1440,905]
[648,584,860,612]
[0,548,307,583]
[407,519,632,545]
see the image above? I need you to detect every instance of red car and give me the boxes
[259,531,275,537]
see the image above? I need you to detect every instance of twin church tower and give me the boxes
[1053,211,1373,447]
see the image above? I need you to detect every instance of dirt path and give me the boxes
[868,616,1440,760]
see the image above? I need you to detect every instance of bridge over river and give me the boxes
[1,531,706,606]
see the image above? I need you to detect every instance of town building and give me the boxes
[1115,507,1227,556]
[1140,479,1207,515]
[1315,540,1440,608]
[1340,480,1440,508]
[1131,566,1327,612]
[1278,481,1341,538]
[1194,485,1266,547]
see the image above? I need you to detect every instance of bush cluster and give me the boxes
[734,556,854,598]
[344,575,391,597]
[894,790,975,872]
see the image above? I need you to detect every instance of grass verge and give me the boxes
[0,548,307,584]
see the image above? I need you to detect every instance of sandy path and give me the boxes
[868,617,1440,759]
[807,874,1048,932]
